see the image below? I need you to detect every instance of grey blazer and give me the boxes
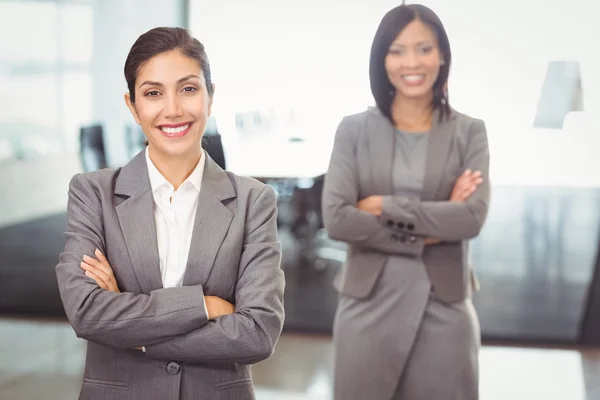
[56,150,285,400]
[322,107,490,303]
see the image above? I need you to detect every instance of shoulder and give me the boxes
[69,168,119,197]
[448,109,489,156]
[336,107,386,140]
[342,106,385,126]
[223,171,276,206]
[341,108,372,125]
[66,169,120,218]
[450,109,486,134]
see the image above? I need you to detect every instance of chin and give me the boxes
[153,139,197,158]
[398,87,433,100]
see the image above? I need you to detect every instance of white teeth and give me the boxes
[160,124,189,134]
[402,75,425,82]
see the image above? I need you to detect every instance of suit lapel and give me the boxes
[421,110,456,201]
[114,150,163,293]
[182,154,236,286]
[368,108,395,195]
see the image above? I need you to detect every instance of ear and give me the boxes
[207,83,216,117]
[124,92,141,125]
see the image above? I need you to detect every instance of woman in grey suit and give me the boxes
[322,4,490,400]
[56,27,285,400]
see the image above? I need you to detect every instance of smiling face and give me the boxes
[385,18,443,102]
[125,49,213,163]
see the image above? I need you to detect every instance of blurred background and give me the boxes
[1,0,600,398]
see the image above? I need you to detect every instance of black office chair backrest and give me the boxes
[125,123,147,160]
[202,116,226,170]
[80,124,107,172]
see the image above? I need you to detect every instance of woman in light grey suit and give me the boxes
[56,27,285,400]
[322,4,490,400]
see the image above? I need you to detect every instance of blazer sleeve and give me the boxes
[322,116,425,256]
[380,118,491,240]
[56,173,209,349]
[144,185,285,365]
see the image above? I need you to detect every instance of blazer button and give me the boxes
[391,233,399,242]
[407,223,415,231]
[386,220,394,227]
[396,222,405,229]
[400,235,407,243]
[409,236,417,243]
[166,361,181,375]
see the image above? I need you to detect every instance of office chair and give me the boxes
[80,124,107,172]
[125,123,147,160]
[202,116,226,170]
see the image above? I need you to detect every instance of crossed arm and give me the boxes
[57,174,284,365]
[322,117,489,253]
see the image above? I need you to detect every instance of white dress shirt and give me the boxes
[145,147,208,312]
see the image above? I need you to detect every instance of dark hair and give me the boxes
[369,4,451,122]
[124,27,214,103]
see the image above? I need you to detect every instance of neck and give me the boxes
[391,93,434,131]
[148,145,202,191]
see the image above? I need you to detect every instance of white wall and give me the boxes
[191,0,599,121]
[92,0,186,167]
[0,1,93,228]
[0,0,186,228]
[190,0,600,186]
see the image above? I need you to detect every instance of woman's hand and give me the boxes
[80,251,144,349]
[426,169,483,245]
[205,296,235,320]
[450,169,483,203]
[357,195,383,216]
[355,170,482,245]
[424,237,440,245]
[80,249,121,293]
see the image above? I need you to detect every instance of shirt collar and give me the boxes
[145,147,205,193]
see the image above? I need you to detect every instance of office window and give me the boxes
[0,0,93,227]
[190,0,600,341]
[0,0,93,160]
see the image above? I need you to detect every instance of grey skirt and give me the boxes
[333,256,481,400]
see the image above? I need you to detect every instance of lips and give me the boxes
[158,122,192,138]
[401,74,425,85]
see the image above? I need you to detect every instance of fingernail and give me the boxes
[83,255,89,261]
[465,169,472,174]
[95,249,101,255]
[85,271,91,276]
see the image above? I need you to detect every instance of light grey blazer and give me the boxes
[56,150,285,400]
[322,106,490,303]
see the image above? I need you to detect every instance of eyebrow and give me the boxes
[390,40,434,48]
[138,74,201,89]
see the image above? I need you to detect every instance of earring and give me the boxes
[440,60,446,66]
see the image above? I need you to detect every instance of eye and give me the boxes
[418,46,433,54]
[388,48,404,56]
[182,86,197,93]
[145,90,161,97]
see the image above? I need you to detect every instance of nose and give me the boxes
[404,50,420,68]
[164,93,183,118]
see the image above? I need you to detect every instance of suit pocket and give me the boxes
[215,378,254,399]
[335,249,386,299]
[82,377,128,390]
